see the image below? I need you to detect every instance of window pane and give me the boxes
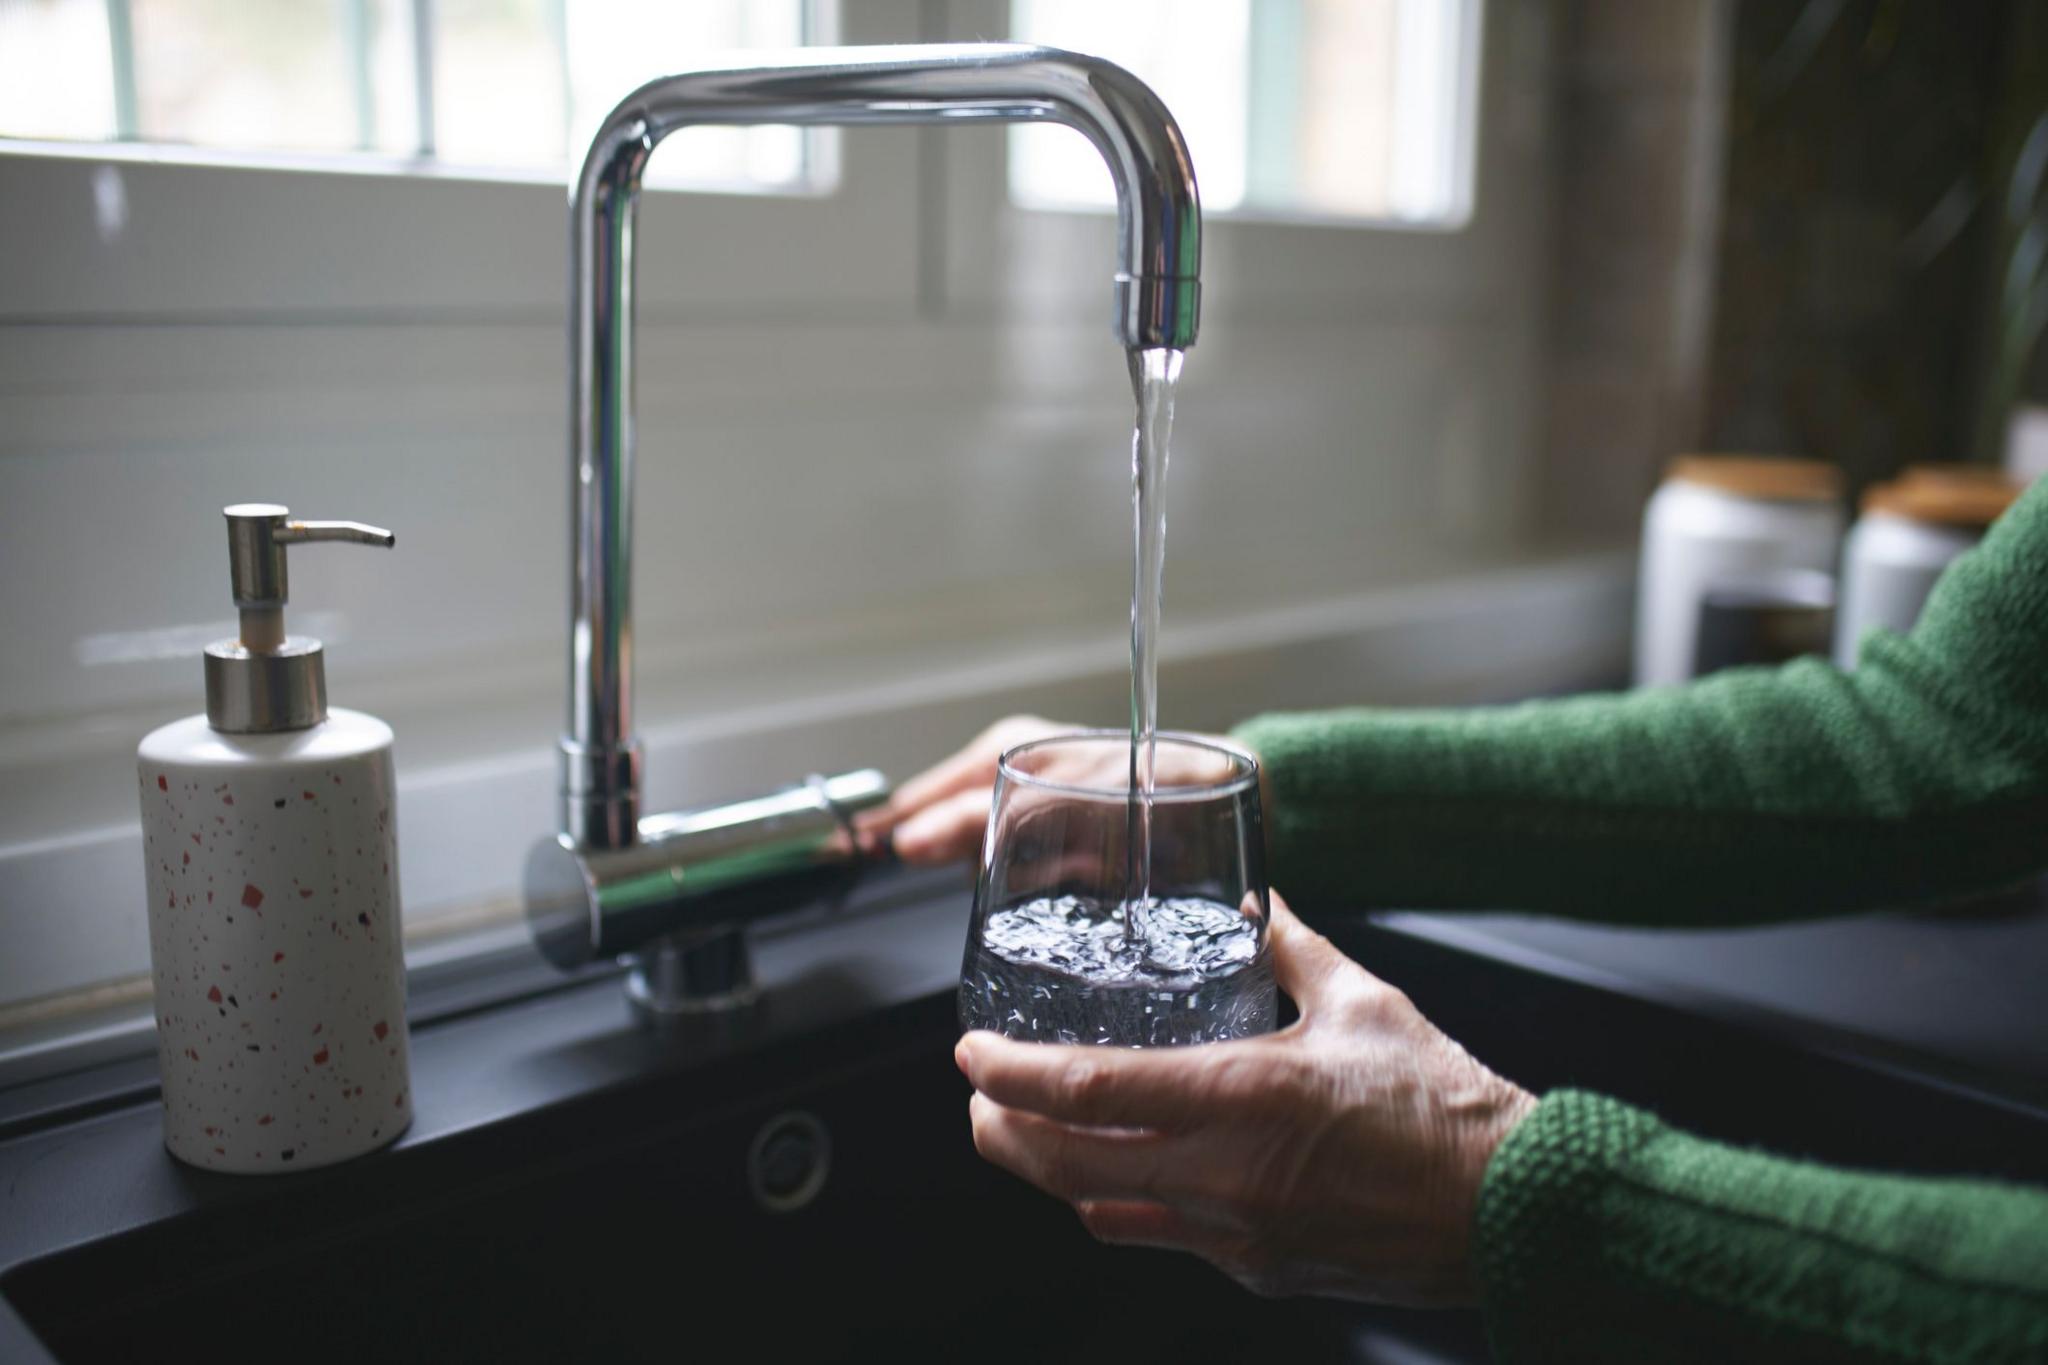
[565,0,810,191]
[1010,0,1249,212]
[0,0,117,141]
[436,0,825,188]
[433,0,566,168]
[129,0,416,155]
[1010,0,1480,225]
[1,0,825,195]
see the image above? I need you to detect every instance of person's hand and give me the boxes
[858,714,1260,865]
[857,716,1074,864]
[955,896,1536,1307]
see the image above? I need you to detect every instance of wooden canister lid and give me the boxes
[1667,455,1844,503]
[1863,466,2023,528]
[1897,462,2020,489]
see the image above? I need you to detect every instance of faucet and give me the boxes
[525,44,1202,1028]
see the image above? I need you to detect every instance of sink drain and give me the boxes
[747,1110,831,1213]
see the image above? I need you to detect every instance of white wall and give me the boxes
[0,1,1616,1023]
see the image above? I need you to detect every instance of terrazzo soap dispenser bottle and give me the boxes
[138,504,410,1172]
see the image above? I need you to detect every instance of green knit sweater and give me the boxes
[1233,479,2048,1363]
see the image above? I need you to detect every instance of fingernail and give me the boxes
[954,1036,974,1075]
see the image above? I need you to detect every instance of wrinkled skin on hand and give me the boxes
[956,898,1537,1307]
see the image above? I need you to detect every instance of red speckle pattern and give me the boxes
[138,746,411,1173]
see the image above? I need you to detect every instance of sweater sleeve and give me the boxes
[1231,480,2048,924]
[1474,1091,2048,1364]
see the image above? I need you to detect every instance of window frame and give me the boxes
[1004,0,1486,232]
[0,0,922,325]
[937,0,1530,327]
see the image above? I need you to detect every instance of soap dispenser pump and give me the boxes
[139,504,412,1173]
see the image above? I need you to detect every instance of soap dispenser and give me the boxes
[138,504,411,1173]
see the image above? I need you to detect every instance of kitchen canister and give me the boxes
[139,505,411,1173]
[1634,456,1846,688]
[1833,466,2024,668]
[1693,566,1837,677]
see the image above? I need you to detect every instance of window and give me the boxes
[0,0,835,193]
[1008,0,1481,225]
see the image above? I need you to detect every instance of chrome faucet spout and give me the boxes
[562,43,1202,847]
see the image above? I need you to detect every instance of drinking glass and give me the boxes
[957,731,1275,1046]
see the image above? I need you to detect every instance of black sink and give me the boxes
[0,988,1488,1365]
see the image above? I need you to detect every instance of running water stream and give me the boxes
[1126,346,1183,920]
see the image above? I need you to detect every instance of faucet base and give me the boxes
[624,927,763,1039]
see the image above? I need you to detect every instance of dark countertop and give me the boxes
[0,868,979,1276]
[4,869,2047,1364]
[9,878,2048,1264]
[1392,881,2048,1099]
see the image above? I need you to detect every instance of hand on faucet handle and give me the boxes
[855,716,1069,863]
[862,715,1261,866]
